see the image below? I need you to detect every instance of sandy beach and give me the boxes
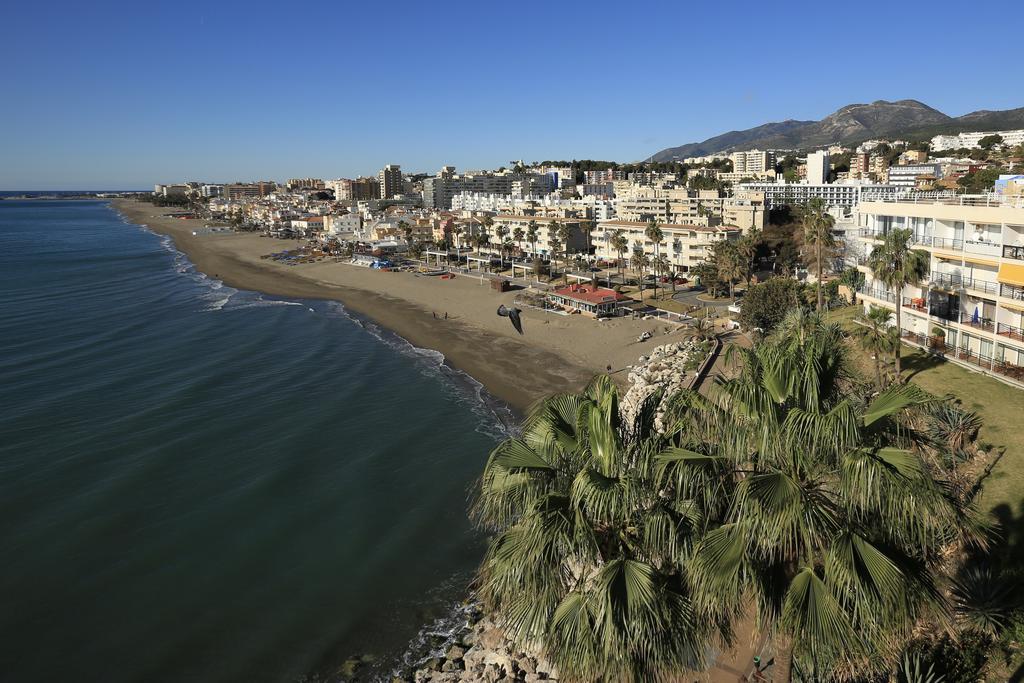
[112,199,698,411]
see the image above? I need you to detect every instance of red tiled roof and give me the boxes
[552,284,626,304]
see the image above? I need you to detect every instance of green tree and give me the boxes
[867,228,929,378]
[496,224,510,267]
[548,227,563,283]
[737,277,802,334]
[632,248,650,294]
[712,241,744,300]
[855,305,897,388]
[673,311,984,682]
[978,134,1003,150]
[645,221,665,299]
[839,266,866,305]
[452,224,464,250]
[557,221,575,284]
[801,198,836,312]
[526,221,539,260]
[513,226,525,255]
[474,376,728,682]
[610,229,629,282]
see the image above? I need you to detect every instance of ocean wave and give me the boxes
[321,301,517,441]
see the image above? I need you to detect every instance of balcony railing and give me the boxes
[859,287,896,303]
[929,272,999,296]
[864,192,1024,209]
[1004,245,1024,261]
[963,278,1000,296]
[997,322,1024,343]
[932,237,964,250]
[1001,283,1024,301]
[960,313,995,332]
[992,359,1024,382]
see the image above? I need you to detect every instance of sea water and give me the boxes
[0,200,509,682]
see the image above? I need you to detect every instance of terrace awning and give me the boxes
[998,263,1024,287]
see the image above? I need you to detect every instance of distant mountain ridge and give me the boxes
[647,100,1024,161]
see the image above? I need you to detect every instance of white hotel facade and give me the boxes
[854,194,1024,386]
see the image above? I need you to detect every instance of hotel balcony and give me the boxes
[997,322,1024,343]
[901,296,928,313]
[932,236,964,250]
[960,312,995,332]
[1001,283,1024,301]
[1003,245,1024,261]
[858,286,896,304]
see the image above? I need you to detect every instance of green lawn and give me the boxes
[826,305,1023,520]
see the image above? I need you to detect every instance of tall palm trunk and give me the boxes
[894,301,903,379]
[773,637,795,683]
[816,241,823,311]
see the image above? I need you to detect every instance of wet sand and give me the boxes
[112,200,697,412]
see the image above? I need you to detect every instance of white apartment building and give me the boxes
[886,163,943,189]
[737,182,901,210]
[730,149,776,175]
[594,220,740,273]
[806,151,831,185]
[489,215,589,257]
[930,130,1024,152]
[855,194,1024,386]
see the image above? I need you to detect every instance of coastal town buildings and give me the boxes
[806,150,830,185]
[729,150,776,176]
[854,193,1024,386]
[594,220,740,273]
[931,129,1024,151]
[737,181,900,210]
[378,165,403,199]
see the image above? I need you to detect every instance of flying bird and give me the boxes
[497,304,524,335]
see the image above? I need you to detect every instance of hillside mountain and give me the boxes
[647,100,1024,161]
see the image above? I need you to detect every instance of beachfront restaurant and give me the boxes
[548,284,626,317]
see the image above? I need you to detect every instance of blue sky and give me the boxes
[2,0,1022,190]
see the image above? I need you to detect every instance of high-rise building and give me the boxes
[378,164,403,199]
[729,150,776,175]
[851,153,870,178]
[806,151,831,185]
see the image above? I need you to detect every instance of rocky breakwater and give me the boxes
[408,614,558,683]
[619,339,714,432]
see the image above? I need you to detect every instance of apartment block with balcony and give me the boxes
[593,220,739,273]
[854,194,1024,386]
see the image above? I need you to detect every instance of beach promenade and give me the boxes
[114,200,697,411]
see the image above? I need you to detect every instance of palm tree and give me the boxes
[513,226,525,255]
[737,228,762,287]
[547,232,563,283]
[474,376,728,682]
[496,224,510,266]
[526,220,539,260]
[714,241,743,300]
[855,305,897,388]
[481,215,494,245]
[801,198,836,312]
[557,221,574,284]
[645,220,665,300]
[452,224,464,250]
[655,254,671,296]
[611,229,629,283]
[867,228,929,378]
[670,311,983,682]
[632,249,650,297]
[839,266,866,305]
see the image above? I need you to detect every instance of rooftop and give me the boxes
[552,284,627,305]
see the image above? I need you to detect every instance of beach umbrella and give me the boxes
[972,306,980,324]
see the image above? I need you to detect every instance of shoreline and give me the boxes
[111,199,695,413]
